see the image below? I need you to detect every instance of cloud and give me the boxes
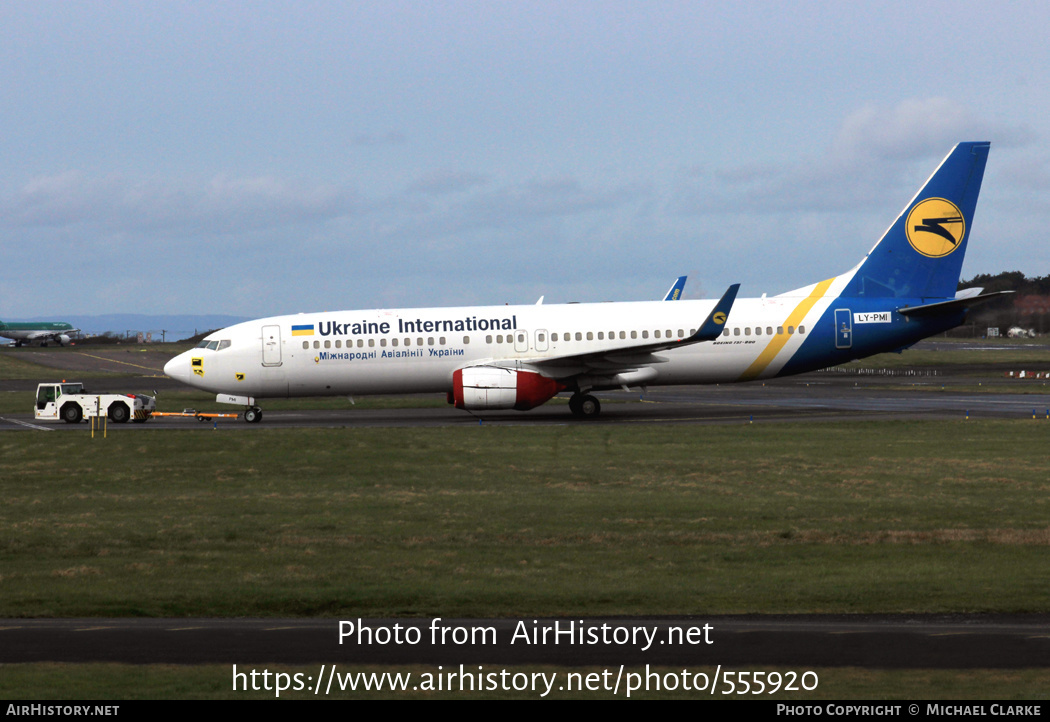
[671,98,1035,218]
[405,169,491,196]
[831,97,1034,161]
[3,172,360,235]
[378,176,648,245]
[351,131,407,146]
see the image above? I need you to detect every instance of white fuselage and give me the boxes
[161,142,992,413]
[163,271,908,402]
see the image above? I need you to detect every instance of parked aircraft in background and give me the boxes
[0,320,79,347]
[165,142,1006,421]
[663,276,687,301]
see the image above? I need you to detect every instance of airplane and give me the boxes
[663,276,687,301]
[0,320,79,347]
[165,142,1007,422]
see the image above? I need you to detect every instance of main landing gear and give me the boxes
[243,406,264,423]
[568,393,601,418]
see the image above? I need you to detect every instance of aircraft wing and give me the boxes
[516,284,739,379]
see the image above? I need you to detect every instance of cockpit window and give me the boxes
[195,339,231,350]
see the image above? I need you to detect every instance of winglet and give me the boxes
[689,283,740,342]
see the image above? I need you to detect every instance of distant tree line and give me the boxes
[77,330,217,345]
[955,272,1050,336]
[77,332,130,345]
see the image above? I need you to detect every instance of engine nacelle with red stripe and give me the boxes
[452,366,565,411]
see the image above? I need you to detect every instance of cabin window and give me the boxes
[313,340,320,349]
[302,341,309,350]
[380,338,387,347]
[722,329,729,337]
[496,335,503,344]
[766,327,773,335]
[324,340,331,349]
[642,330,649,339]
[463,336,470,344]
[798,325,806,334]
[678,329,684,337]
[654,330,661,339]
[777,326,784,335]
[391,338,398,347]
[586,332,593,341]
[428,337,435,345]
[440,337,446,345]
[537,333,545,343]
[733,328,741,336]
[788,326,795,334]
[368,339,375,347]
[744,328,751,336]
[754,327,762,336]
[486,335,493,344]
[417,338,423,346]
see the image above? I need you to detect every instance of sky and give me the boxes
[2,0,1048,321]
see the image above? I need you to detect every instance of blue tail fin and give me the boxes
[663,276,687,301]
[841,142,989,301]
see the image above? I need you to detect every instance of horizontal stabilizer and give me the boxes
[898,290,1014,317]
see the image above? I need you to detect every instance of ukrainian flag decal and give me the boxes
[291,324,314,336]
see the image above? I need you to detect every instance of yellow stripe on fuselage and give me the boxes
[738,277,835,381]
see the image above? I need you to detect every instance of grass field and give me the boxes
[2,421,1048,618]
[3,343,1049,699]
[839,336,1050,369]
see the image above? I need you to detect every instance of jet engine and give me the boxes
[451,366,564,410]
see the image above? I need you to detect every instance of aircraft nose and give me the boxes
[163,353,189,382]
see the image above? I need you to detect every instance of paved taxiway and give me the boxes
[4,377,1050,431]
[3,616,1048,668]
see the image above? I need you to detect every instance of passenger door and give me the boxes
[834,309,852,349]
[262,325,282,366]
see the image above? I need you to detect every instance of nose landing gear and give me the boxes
[243,406,263,423]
